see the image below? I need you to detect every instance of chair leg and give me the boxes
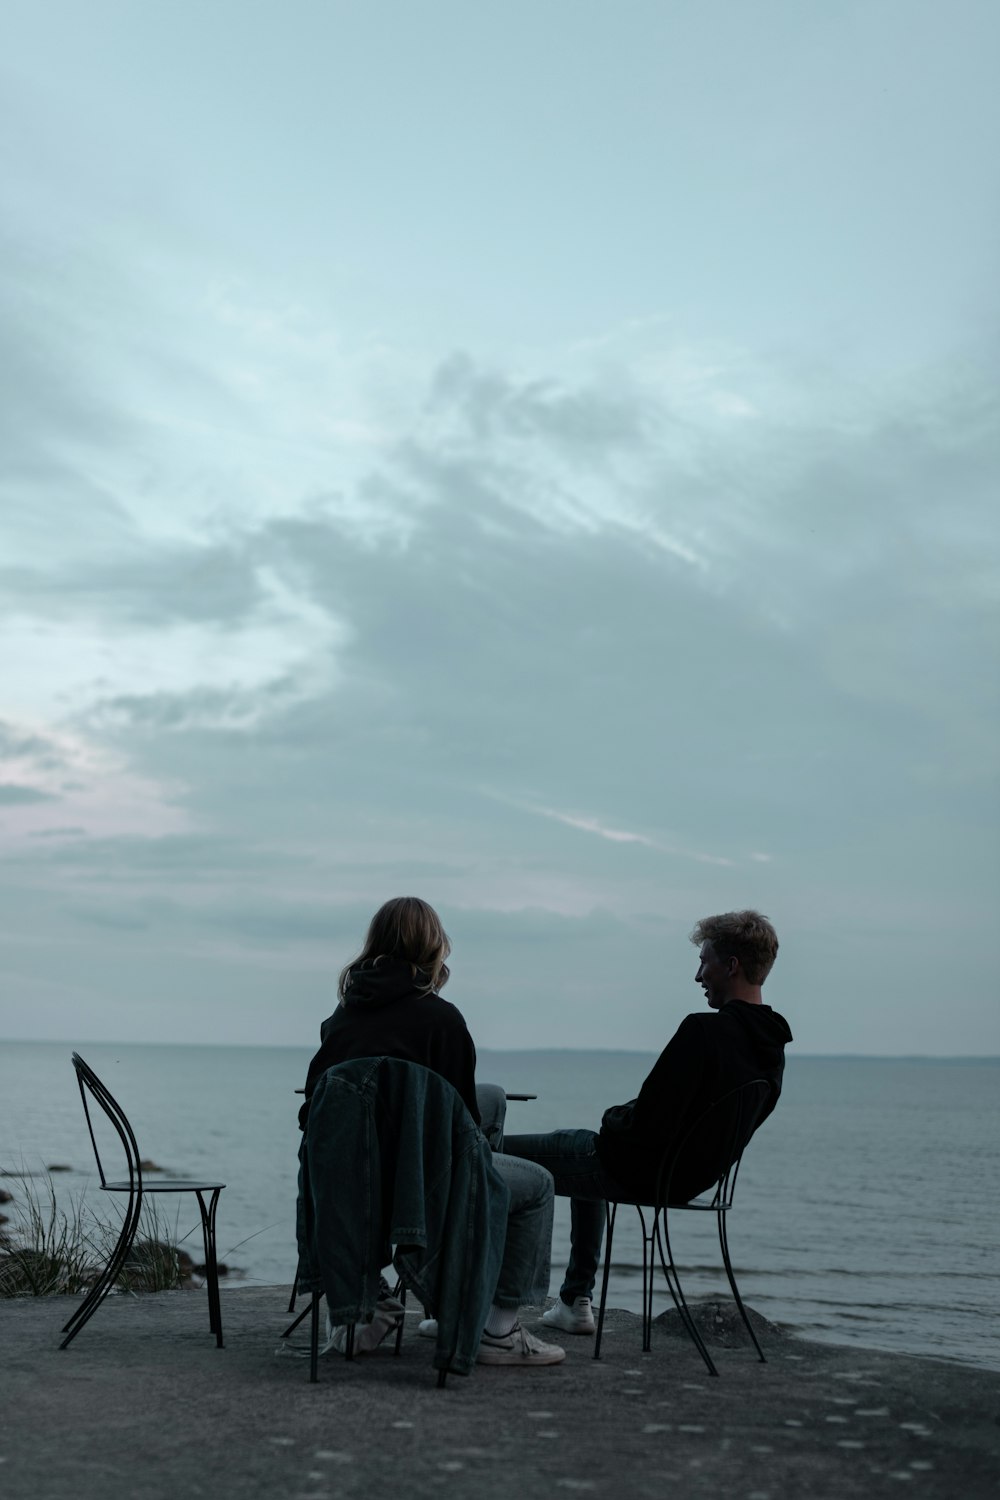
[282,1299,315,1338]
[637,1206,655,1354]
[309,1293,321,1383]
[196,1189,224,1348]
[593,1201,617,1361]
[288,1256,302,1315]
[60,1187,143,1349]
[657,1210,718,1377]
[718,1208,765,1362]
[394,1281,406,1356]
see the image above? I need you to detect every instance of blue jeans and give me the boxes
[502,1128,636,1304]
[476,1085,554,1310]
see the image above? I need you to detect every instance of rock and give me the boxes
[653,1297,784,1347]
[46,1164,72,1173]
[0,1189,12,1204]
[137,1159,165,1174]
[121,1239,196,1290]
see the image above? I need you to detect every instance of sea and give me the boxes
[1,1042,997,1373]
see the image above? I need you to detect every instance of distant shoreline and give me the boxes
[1,1037,998,1063]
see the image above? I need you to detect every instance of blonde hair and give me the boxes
[338,896,451,1000]
[690,910,779,985]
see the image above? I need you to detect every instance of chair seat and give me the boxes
[101,1179,226,1193]
[613,1195,725,1212]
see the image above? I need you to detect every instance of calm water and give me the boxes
[1,1042,997,1372]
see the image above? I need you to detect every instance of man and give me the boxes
[503,909,792,1335]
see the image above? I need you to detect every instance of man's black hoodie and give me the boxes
[595,1000,793,1202]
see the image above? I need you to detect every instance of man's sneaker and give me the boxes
[326,1296,405,1355]
[541,1296,596,1335]
[417,1317,438,1339]
[477,1322,566,1366]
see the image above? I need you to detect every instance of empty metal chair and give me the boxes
[593,1078,773,1376]
[60,1052,226,1350]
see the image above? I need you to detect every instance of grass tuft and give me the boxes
[0,1167,193,1297]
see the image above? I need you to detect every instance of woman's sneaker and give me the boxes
[477,1322,566,1366]
[326,1295,405,1355]
[541,1296,595,1334]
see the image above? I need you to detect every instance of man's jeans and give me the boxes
[501,1127,637,1305]
[476,1085,554,1310]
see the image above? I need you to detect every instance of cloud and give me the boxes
[0,541,266,629]
[528,806,658,847]
[11,341,989,862]
[428,352,652,453]
[0,282,996,1049]
[0,784,57,805]
[490,797,736,867]
[0,722,65,766]
[0,719,192,843]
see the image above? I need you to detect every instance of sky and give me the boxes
[1,0,997,1056]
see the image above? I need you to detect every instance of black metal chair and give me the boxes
[287,1056,508,1387]
[593,1078,773,1376]
[60,1052,227,1351]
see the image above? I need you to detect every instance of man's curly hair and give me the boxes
[690,910,779,985]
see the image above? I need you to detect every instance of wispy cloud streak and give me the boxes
[488,794,735,867]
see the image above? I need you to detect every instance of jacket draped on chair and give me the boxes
[296,1055,510,1375]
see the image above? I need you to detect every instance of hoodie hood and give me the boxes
[721,1000,793,1069]
[340,956,433,1009]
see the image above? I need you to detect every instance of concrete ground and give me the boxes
[2,1287,998,1500]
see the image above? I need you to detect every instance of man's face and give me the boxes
[695,941,733,1009]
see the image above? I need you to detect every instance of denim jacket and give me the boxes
[297,1055,510,1375]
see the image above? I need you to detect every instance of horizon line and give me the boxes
[1,1037,997,1063]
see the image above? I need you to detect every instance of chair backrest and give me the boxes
[71,1052,143,1194]
[658,1078,772,1210]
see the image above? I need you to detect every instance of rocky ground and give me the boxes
[2,1287,998,1500]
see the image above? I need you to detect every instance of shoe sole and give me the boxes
[541,1316,595,1335]
[476,1349,566,1366]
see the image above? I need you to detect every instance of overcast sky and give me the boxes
[1,1,997,1056]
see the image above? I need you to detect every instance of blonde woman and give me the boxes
[300,896,564,1367]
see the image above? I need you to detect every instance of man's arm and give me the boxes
[600,1016,707,1142]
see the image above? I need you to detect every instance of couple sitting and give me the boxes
[298,896,791,1369]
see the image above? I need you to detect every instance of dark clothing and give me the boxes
[503,997,792,1304]
[297,1055,509,1376]
[595,1000,793,1201]
[299,959,480,1130]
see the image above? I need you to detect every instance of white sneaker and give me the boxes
[326,1296,405,1355]
[477,1322,566,1366]
[417,1317,438,1339]
[541,1296,595,1335]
